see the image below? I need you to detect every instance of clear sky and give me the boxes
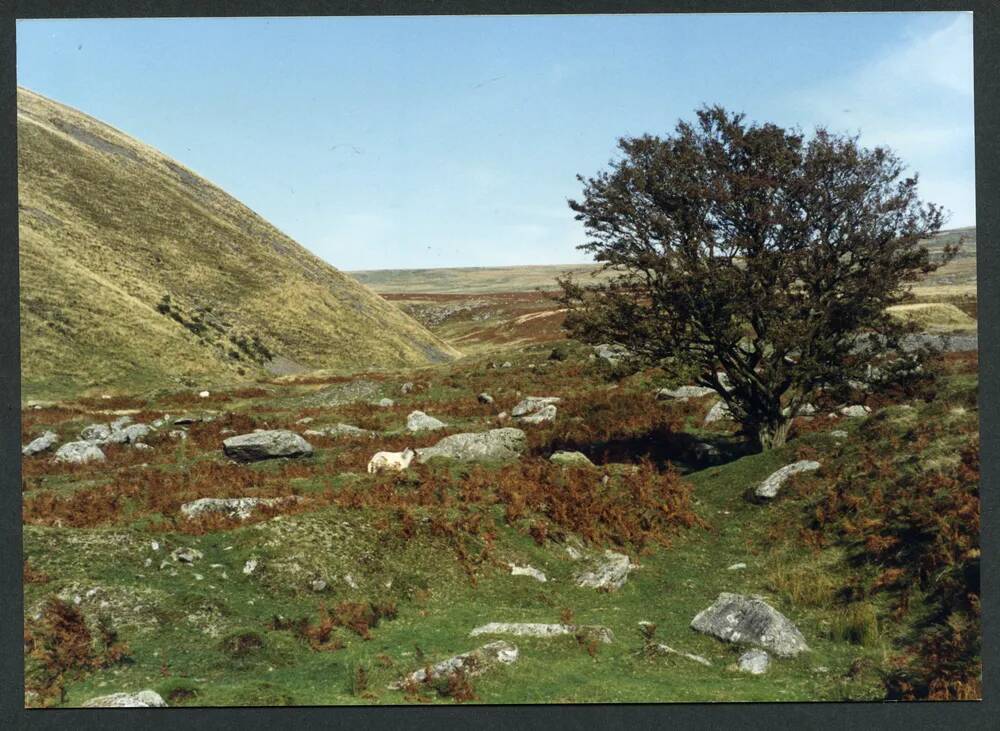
[16,12,975,271]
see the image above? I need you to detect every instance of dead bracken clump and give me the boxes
[483,459,705,551]
[269,613,344,653]
[24,598,131,707]
[330,600,399,640]
[24,560,51,584]
[270,600,397,649]
[804,408,980,700]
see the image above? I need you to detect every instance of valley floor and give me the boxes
[21,335,980,706]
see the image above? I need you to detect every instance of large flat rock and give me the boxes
[222,430,314,462]
[690,593,809,657]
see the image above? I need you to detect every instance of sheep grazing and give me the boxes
[367,447,416,474]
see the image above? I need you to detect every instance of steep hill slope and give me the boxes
[17,87,459,400]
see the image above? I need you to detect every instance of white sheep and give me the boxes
[367,447,416,474]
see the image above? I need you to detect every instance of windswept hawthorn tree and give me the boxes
[558,106,955,451]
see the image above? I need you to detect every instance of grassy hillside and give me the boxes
[349,227,977,296]
[17,87,459,401]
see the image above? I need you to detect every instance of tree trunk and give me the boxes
[754,417,792,451]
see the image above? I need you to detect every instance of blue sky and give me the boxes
[17,12,975,270]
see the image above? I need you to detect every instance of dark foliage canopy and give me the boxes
[558,106,954,450]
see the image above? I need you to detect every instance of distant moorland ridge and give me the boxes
[349,227,977,295]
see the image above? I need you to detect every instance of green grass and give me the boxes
[24,342,980,707]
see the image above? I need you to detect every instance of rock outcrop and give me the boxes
[389,640,519,689]
[53,441,106,464]
[469,622,614,644]
[180,496,299,521]
[22,430,59,456]
[416,428,526,463]
[574,550,632,591]
[81,690,168,708]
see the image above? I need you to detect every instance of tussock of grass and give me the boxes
[828,603,881,647]
[885,303,976,332]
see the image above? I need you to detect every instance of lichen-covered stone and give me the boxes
[690,593,809,657]
[416,428,526,463]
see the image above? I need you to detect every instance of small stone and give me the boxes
[310,579,327,592]
[754,461,821,500]
[243,559,258,575]
[171,547,203,564]
[517,404,557,424]
[651,643,712,667]
[400,382,414,394]
[509,564,547,582]
[704,400,733,424]
[839,404,871,418]
[549,450,594,468]
[738,649,770,675]
[199,390,210,398]
[727,562,747,571]
[477,392,494,405]
[406,410,447,432]
[79,423,112,442]
[377,398,395,408]
[511,396,561,417]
